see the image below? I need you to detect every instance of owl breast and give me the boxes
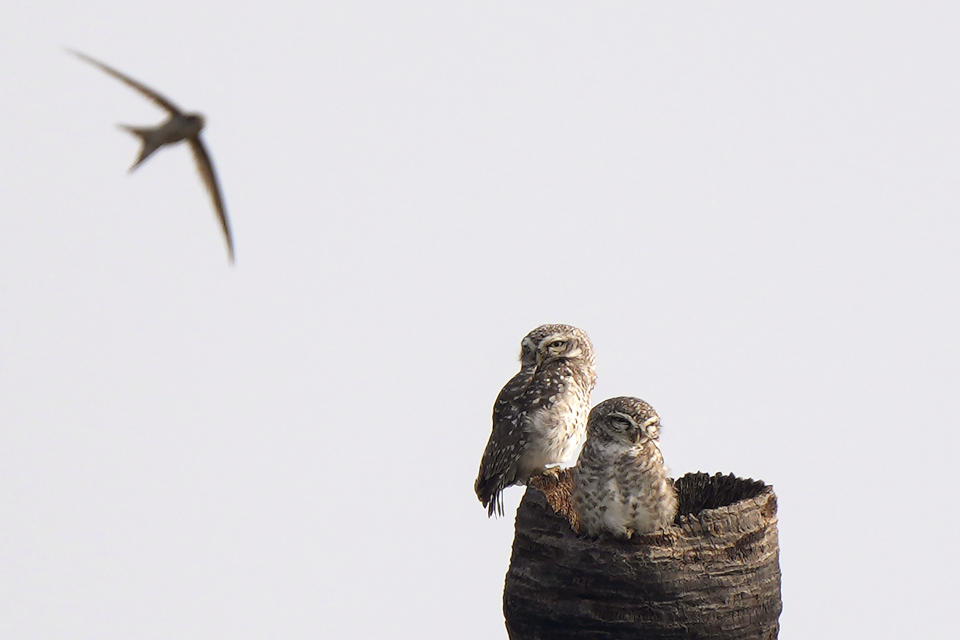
[520,376,590,478]
[574,440,677,538]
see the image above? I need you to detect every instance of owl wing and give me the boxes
[475,369,535,517]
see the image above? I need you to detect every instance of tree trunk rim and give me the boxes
[528,469,777,541]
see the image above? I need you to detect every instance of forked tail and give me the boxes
[117,124,161,171]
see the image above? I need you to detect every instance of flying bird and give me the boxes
[69,49,235,263]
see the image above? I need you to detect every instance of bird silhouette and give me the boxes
[70,49,235,263]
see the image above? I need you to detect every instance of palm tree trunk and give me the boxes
[503,471,782,639]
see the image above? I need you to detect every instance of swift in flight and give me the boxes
[70,49,235,263]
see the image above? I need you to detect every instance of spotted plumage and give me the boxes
[475,324,597,517]
[572,397,677,538]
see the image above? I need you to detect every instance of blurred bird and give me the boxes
[69,49,235,263]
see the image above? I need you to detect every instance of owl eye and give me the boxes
[548,340,566,350]
[609,416,633,431]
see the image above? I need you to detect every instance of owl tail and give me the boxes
[117,124,163,172]
[475,476,506,518]
[488,493,505,518]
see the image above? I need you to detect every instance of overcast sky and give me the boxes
[2,2,958,638]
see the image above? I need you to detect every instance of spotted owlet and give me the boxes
[475,324,597,517]
[572,397,678,538]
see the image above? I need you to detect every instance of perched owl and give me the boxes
[475,324,597,517]
[572,397,677,538]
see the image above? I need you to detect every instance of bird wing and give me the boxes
[189,137,235,263]
[69,49,184,115]
[475,370,535,516]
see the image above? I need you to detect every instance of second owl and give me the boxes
[572,396,678,538]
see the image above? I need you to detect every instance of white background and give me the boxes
[2,2,957,638]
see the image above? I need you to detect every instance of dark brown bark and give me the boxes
[503,471,781,639]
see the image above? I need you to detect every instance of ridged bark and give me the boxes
[503,471,781,639]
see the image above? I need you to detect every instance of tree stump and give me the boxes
[503,470,781,639]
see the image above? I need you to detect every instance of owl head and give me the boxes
[519,324,595,371]
[587,396,661,445]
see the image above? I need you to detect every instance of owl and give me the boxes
[475,324,597,517]
[572,397,678,538]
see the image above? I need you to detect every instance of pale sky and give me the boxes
[2,2,958,638]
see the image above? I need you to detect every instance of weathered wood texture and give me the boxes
[504,471,781,640]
